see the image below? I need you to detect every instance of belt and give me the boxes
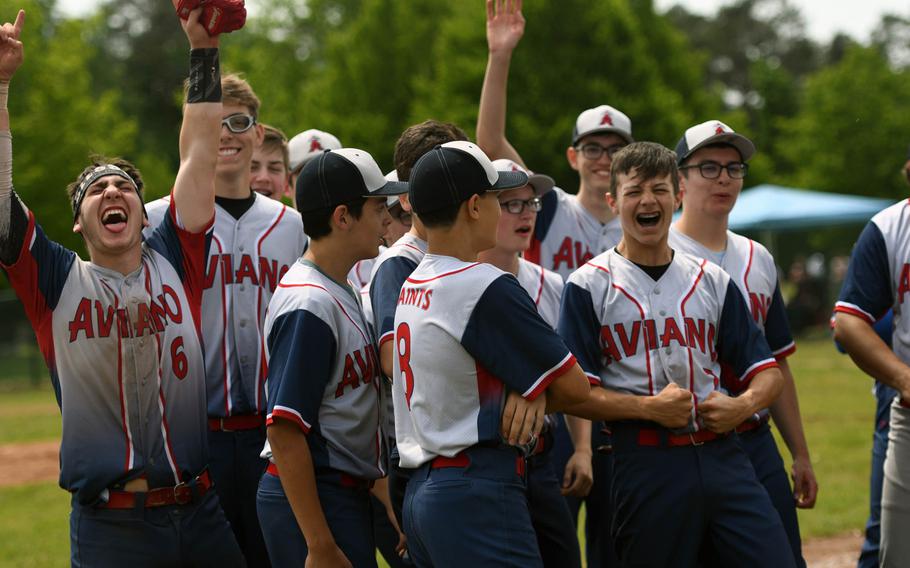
[266,463,374,491]
[101,470,212,509]
[636,428,728,447]
[431,450,526,477]
[208,414,265,432]
[735,414,770,434]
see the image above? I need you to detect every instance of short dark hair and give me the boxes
[393,120,469,181]
[414,201,463,229]
[67,155,145,205]
[300,198,366,240]
[609,142,679,197]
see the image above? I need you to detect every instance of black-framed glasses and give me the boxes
[679,161,749,179]
[576,143,626,161]
[500,197,542,215]
[221,113,257,134]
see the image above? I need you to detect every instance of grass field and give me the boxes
[0,336,878,565]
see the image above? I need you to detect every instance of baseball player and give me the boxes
[0,7,244,566]
[395,140,590,567]
[668,120,817,568]
[477,3,614,563]
[558,141,795,568]
[366,119,469,527]
[145,75,307,566]
[251,123,292,201]
[255,148,407,567]
[834,166,910,568]
[287,128,342,192]
[477,158,586,568]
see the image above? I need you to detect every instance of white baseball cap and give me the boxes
[288,129,342,172]
[385,170,401,208]
[572,105,633,146]
[674,120,755,165]
[491,159,555,197]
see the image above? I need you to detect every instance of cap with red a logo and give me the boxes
[674,120,755,165]
[572,105,633,146]
[288,129,343,172]
[491,159,555,197]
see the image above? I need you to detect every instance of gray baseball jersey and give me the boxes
[516,257,565,329]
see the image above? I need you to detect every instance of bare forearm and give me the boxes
[544,365,591,413]
[267,422,336,550]
[565,414,592,454]
[738,368,784,419]
[380,340,393,378]
[768,359,810,460]
[477,51,525,166]
[564,387,651,422]
[835,312,910,396]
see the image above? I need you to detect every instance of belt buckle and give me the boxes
[173,481,192,505]
[220,417,234,433]
[688,433,704,447]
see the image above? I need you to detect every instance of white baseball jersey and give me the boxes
[524,186,622,280]
[516,258,565,329]
[669,227,795,393]
[3,198,211,504]
[348,249,382,293]
[559,249,778,433]
[393,255,577,468]
[367,233,428,349]
[837,200,910,381]
[262,259,383,479]
[146,194,306,418]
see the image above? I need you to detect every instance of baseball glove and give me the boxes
[175,0,247,36]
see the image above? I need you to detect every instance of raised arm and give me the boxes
[172,7,222,233]
[476,0,527,166]
[0,10,26,264]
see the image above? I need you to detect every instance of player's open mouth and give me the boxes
[636,212,660,227]
[516,226,531,235]
[101,207,129,233]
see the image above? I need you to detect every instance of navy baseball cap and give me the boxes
[675,120,755,165]
[296,148,408,213]
[408,141,529,215]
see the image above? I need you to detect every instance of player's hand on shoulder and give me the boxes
[173,2,219,49]
[486,0,525,54]
[501,389,546,446]
[305,542,352,568]
[698,390,750,433]
[645,383,693,429]
[791,455,818,509]
[0,9,25,82]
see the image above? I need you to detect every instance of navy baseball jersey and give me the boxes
[3,198,211,504]
[367,232,427,349]
[146,195,306,418]
[524,187,622,280]
[559,249,777,432]
[836,200,910,372]
[393,255,578,468]
[516,257,564,329]
[262,259,384,479]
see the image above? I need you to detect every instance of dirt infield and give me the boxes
[0,440,866,567]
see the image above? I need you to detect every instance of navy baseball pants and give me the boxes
[526,448,582,568]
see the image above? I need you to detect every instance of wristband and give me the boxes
[187,48,221,104]
[0,81,8,111]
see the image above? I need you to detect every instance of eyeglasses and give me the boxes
[576,143,626,161]
[500,197,542,215]
[221,113,257,134]
[392,208,412,226]
[679,161,749,179]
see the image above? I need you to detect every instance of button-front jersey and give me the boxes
[393,255,578,468]
[524,187,622,280]
[559,249,778,432]
[262,260,383,479]
[836,200,910,374]
[367,233,428,349]
[516,258,564,329]
[3,199,211,504]
[146,195,306,418]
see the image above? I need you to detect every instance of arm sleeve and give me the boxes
[0,189,28,266]
[370,256,416,346]
[461,275,577,400]
[835,222,892,324]
[717,280,778,392]
[558,281,603,385]
[265,310,337,434]
[764,281,796,359]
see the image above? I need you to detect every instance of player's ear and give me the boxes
[398,193,413,213]
[465,194,482,220]
[331,204,350,231]
[73,219,82,234]
[606,191,618,215]
[254,123,265,145]
[566,146,580,172]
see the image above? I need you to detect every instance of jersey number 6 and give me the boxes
[171,336,188,380]
[396,322,414,409]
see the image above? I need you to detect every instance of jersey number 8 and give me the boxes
[396,322,414,408]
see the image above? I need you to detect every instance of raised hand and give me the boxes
[175,5,219,50]
[0,10,25,82]
[486,0,525,54]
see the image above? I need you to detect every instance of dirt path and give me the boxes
[0,441,867,566]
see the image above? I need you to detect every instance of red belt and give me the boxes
[208,414,265,432]
[637,429,726,447]
[431,452,526,477]
[266,463,374,490]
[101,470,212,509]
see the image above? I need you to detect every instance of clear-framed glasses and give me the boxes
[221,113,257,134]
[500,197,542,214]
[576,143,626,161]
[679,161,749,179]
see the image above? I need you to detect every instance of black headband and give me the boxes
[72,165,140,222]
